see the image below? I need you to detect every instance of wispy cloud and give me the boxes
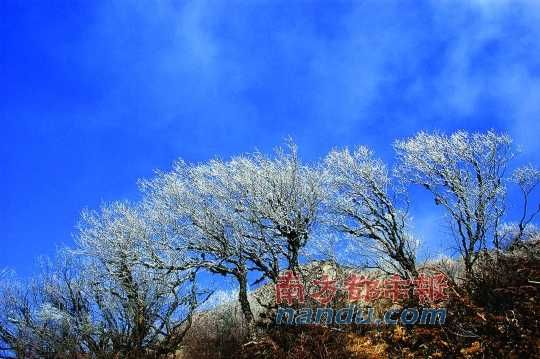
[56,0,539,159]
[3,0,540,273]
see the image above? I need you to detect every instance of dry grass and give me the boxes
[178,240,539,358]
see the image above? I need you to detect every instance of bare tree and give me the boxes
[140,142,323,329]
[141,161,258,330]
[229,142,324,276]
[0,255,95,358]
[510,164,540,243]
[75,202,201,358]
[0,271,47,358]
[324,146,418,279]
[394,130,512,278]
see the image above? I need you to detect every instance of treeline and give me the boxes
[1,131,539,358]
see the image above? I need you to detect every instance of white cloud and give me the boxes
[81,1,540,155]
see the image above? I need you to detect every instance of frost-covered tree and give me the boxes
[230,143,324,276]
[0,202,202,358]
[141,143,323,329]
[510,164,540,243]
[324,146,418,279]
[496,222,539,250]
[0,271,48,358]
[141,161,258,329]
[75,202,200,357]
[394,131,512,277]
[35,253,96,356]
[0,254,94,358]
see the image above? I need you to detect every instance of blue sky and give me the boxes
[2,0,540,276]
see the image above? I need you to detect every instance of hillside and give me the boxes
[182,238,540,358]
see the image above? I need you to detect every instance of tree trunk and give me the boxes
[236,264,254,330]
[287,236,301,273]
